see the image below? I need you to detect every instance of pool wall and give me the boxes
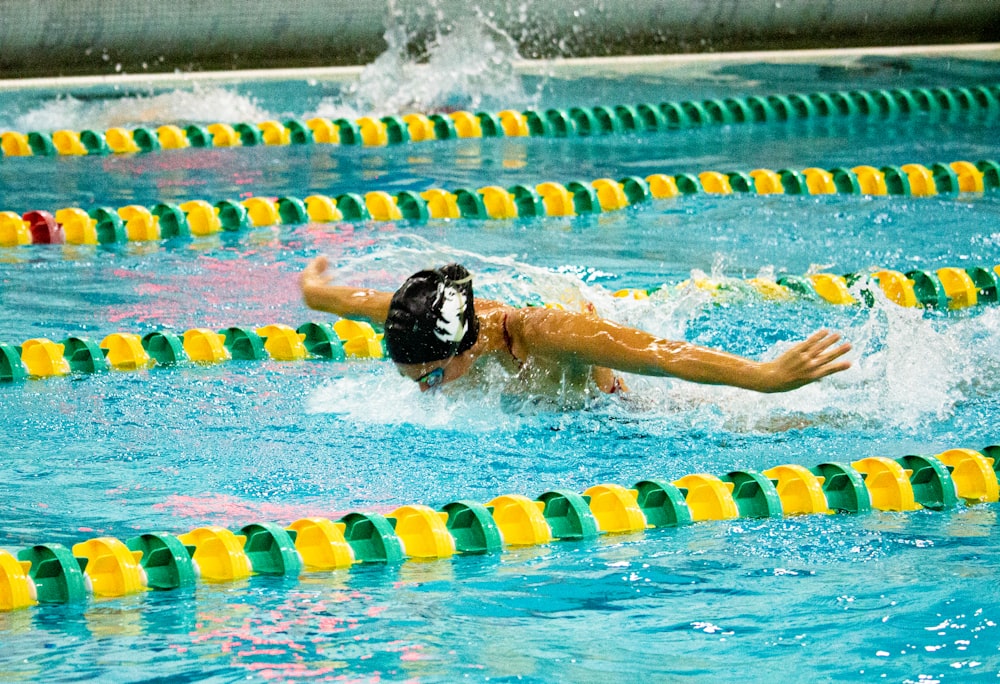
[0,0,997,77]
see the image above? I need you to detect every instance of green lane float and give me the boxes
[441,501,504,554]
[2,158,1000,250]
[720,470,783,518]
[810,463,871,513]
[897,455,959,510]
[3,84,998,160]
[240,522,303,576]
[633,480,693,527]
[16,544,89,602]
[338,512,405,563]
[2,446,997,613]
[538,490,600,541]
[125,533,197,590]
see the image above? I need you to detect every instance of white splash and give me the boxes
[305,362,524,431]
[9,86,271,132]
[312,6,525,119]
[657,286,1000,433]
[307,371,457,427]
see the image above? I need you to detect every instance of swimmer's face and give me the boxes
[396,351,475,392]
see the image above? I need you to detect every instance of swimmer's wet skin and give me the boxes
[300,255,852,395]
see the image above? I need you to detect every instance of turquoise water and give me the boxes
[1,50,1000,682]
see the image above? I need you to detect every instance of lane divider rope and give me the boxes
[621,264,1000,310]
[2,84,998,159]
[1,159,998,249]
[3,260,998,385]
[1,445,997,612]
[1,320,385,382]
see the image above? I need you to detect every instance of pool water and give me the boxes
[1,46,1000,682]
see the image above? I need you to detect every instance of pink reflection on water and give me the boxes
[153,492,393,526]
[184,592,407,682]
[103,149,266,199]
[104,254,298,328]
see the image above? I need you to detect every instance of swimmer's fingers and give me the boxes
[765,331,852,391]
[305,255,329,275]
[799,330,852,367]
[805,349,852,383]
[300,255,333,287]
[813,339,853,376]
[798,329,843,355]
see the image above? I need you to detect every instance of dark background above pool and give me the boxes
[0,0,998,78]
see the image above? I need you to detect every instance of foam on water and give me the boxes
[7,85,272,132]
[308,369,465,427]
[660,284,1000,434]
[321,10,526,119]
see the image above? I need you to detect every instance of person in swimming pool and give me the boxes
[300,255,852,394]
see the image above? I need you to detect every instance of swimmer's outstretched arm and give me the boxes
[512,308,852,393]
[300,256,393,325]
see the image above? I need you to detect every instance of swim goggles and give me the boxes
[416,366,446,390]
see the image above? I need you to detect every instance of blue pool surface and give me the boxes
[1,46,1000,682]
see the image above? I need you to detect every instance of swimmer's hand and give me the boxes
[757,329,852,393]
[299,255,393,325]
[300,255,334,306]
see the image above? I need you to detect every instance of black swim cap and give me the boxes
[384,264,480,364]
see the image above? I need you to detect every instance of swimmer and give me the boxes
[300,255,852,394]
